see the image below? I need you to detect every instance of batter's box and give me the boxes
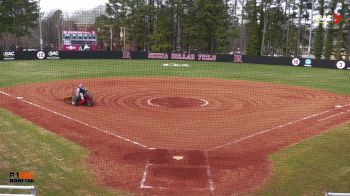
[144,165,210,189]
[142,149,212,190]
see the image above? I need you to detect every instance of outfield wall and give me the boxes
[1,51,349,70]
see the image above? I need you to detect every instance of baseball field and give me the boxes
[0,59,350,195]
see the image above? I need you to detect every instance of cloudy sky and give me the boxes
[40,0,108,13]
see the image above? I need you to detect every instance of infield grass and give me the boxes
[0,59,350,195]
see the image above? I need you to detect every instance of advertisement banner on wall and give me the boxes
[3,51,15,60]
[291,58,301,66]
[198,54,216,61]
[233,55,243,63]
[335,61,346,70]
[304,59,312,67]
[36,51,46,60]
[47,51,60,60]
[148,53,169,59]
[171,53,196,60]
[122,51,131,59]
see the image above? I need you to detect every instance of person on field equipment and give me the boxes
[76,84,88,102]
[70,83,94,106]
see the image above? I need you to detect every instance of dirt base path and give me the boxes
[1,77,350,195]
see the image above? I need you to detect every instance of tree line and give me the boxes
[96,0,231,53]
[0,0,39,50]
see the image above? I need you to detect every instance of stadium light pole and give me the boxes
[103,25,113,51]
[38,0,43,51]
[307,0,315,57]
[120,27,126,51]
[123,27,126,51]
[109,25,113,51]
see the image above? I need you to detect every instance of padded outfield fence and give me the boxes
[0,185,36,196]
[0,51,349,70]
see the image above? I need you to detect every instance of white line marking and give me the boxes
[335,105,343,108]
[141,186,209,190]
[16,97,23,99]
[0,91,150,149]
[0,91,10,96]
[140,162,151,189]
[318,112,345,122]
[205,151,215,192]
[147,98,160,106]
[148,97,209,107]
[208,104,350,151]
[198,98,209,107]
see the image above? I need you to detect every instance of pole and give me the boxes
[58,15,61,50]
[296,0,302,57]
[123,27,126,51]
[307,0,314,57]
[110,25,112,51]
[38,0,43,51]
[241,0,245,53]
[260,9,269,56]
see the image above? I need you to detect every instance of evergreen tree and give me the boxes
[246,0,260,55]
[314,0,325,59]
[334,0,345,59]
[324,0,336,60]
[0,0,39,36]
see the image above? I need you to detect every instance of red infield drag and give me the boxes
[1,77,350,195]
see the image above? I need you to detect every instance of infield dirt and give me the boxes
[1,77,350,195]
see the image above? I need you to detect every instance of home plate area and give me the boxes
[141,149,213,191]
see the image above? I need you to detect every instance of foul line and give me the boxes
[0,91,150,149]
[208,104,350,151]
[319,112,345,122]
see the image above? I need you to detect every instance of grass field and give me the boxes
[0,59,349,195]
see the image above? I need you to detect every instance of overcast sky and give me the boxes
[40,0,108,13]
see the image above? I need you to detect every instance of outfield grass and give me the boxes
[0,59,349,94]
[254,124,350,196]
[0,59,350,195]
